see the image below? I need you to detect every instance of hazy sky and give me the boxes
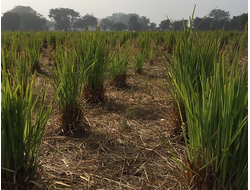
[1,0,248,25]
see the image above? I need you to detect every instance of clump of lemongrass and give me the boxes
[77,32,109,104]
[49,45,84,133]
[109,40,130,87]
[149,45,155,65]
[161,6,248,189]
[1,50,60,189]
[163,31,176,53]
[133,50,144,74]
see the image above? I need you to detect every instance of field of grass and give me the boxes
[1,27,248,189]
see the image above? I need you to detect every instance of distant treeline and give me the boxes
[1,6,248,31]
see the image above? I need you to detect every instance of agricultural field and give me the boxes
[1,26,248,189]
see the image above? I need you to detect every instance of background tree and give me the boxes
[83,14,97,30]
[139,16,150,31]
[48,8,80,31]
[211,19,227,30]
[228,16,240,30]
[172,20,188,30]
[128,15,141,31]
[159,20,170,31]
[106,12,131,26]
[100,18,113,31]
[209,9,230,21]
[113,22,127,31]
[1,6,47,31]
[193,17,212,30]
[10,5,36,14]
[73,17,87,30]
[19,12,47,31]
[45,20,56,30]
[238,13,248,30]
[149,22,157,31]
[105,13,152,31]
[1,12,21,31]
[74,14,97,31]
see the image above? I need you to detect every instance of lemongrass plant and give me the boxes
[137,32,151,56]
[18,34,44,74]
[108,40,130,87]
[49,45,84,133]
[149,45,155,65]
[133,50,144,74]
[163,31,176,53]
[1,46,17,71]
[172,48,248,190]
[27,47,42,73]
[49,32,57,50]
[161,6,248,189]
[14,54,32,94]
[1,50,61,189]
[77,32,109,103]
[119,32,132,45]
[162,24,220,107]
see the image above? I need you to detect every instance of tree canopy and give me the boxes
[139,16,150,31]
[20,12,47,31]
[193,17,212,30]
[1,12,21,31]
[128,15,141,31]
[74,14,97,31]
[1,6,247,32]
[113,22,127,31]
[238,13,248,30]
[100,18,113,31]
[11,5,36,14]
[159,20,170,31]
[1,6,47,31]
[172,20,188,30]
[48,8,80,31]
[209,9,230,21]
[149,22,157,31]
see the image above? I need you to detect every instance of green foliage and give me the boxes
[1,12,21,31]
[162,8,248,189]
[113,22,127,31]
[50,45,83,132]
[128,15,141,31]
[159,20,170,31]
[74,14,98,31]
[26,34,43,73]
[109,40,130,87]
[100,18,113,31]
[1,28,247,189]
[173,20,189,31]
[105,13,151,31]
[48,8,80,31]
[19,12,47,31]
[149,45,155,65]
[133,51,144,74]
[209,8,230,21]
[1,50,60,188]
[149,22,157,31]
[137,32,151,55]
[238,13,248,30]
[77,32,110,103]
[139,16,150,31]
[1,6,47,31]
